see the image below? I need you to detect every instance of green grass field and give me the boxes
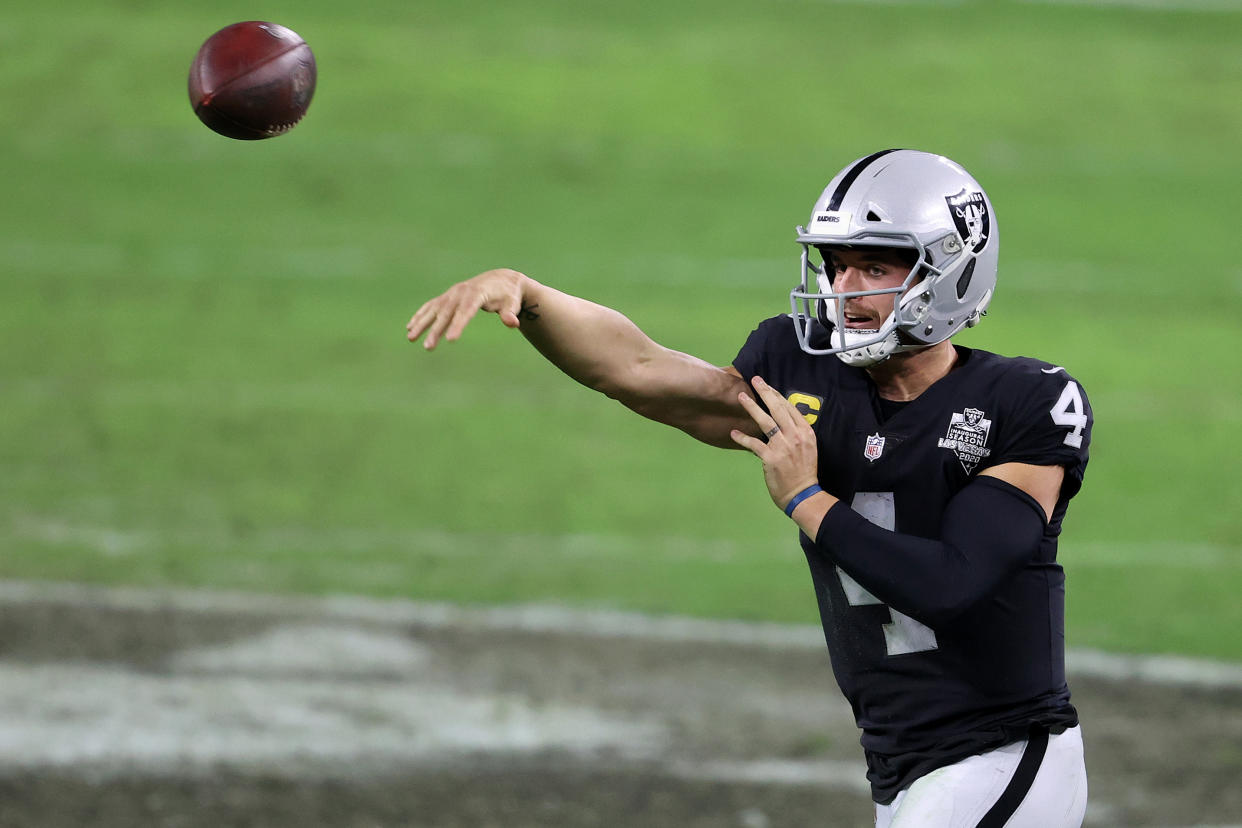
[3,0,1241,660]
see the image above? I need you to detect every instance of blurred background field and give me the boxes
[2,0,1240,660]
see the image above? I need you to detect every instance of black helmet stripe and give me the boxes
[826,148,902,211]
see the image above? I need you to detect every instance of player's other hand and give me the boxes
[407,268,528,350]
[730,376,820,511]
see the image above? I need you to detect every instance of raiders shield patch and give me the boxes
[937,407,993,473]
[945,189,990,254]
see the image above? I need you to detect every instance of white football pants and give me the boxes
[874,725,1087,828]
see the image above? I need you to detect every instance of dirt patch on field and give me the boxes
[0,583,1238,827]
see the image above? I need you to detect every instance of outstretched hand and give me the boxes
[407,268,528,350]
[729,376,821,511]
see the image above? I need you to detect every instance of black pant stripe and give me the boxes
[974,726,1050,828]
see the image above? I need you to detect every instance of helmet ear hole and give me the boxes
[955,259,976,299]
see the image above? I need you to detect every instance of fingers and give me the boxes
[406,287,485,350]
[419,301,457,350]
[496,295,522,329]
[736,375,803,441]
[406,301,438,343]
[750,376,805,434]
[443,303,483,343]
[736,386,779,437]
[735,376,821,511]
[733,380,784,461]
[729,428,768,456]
[407,270,526,350]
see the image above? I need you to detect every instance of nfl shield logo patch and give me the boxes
[864,433,885,462]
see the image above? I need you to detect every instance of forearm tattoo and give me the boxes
[518,302,541,322]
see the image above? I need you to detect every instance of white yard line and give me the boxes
[668,758,872,793]
[0,661,667,774]
[3,580,1241,689]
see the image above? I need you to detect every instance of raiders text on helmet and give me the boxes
[790,149,998,367]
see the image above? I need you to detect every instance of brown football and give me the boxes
[188,21,316,140]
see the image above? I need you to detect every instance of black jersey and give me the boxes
[732,315,1092,803]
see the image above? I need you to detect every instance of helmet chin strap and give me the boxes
[830,330,897,367]
[829,312,900,368]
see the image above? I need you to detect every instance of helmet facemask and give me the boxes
[790,238,946,367]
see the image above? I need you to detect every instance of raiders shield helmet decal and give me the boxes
[945,189,990,254]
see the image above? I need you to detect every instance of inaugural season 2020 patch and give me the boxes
[937,407,993,473]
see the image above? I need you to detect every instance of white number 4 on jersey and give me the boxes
[1050,380,1088,448]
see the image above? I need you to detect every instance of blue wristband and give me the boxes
[783,484,824,517]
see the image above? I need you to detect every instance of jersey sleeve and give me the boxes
[988,362,1093,499]
[731,314,791,382]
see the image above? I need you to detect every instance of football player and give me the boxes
[407,149,1091,826]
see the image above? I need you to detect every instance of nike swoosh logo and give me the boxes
[1041,366,1066,374]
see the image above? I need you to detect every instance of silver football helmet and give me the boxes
[790,149,998,367]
